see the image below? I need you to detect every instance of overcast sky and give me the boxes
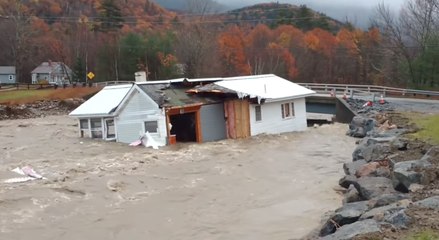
[222,0,406,27]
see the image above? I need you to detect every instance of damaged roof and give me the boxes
[212,74,315,101]
[69,84,132,117]
[137,83,220,107]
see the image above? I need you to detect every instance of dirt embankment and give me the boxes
[0,99,84,120]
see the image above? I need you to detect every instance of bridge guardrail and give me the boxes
[297,83,439,97]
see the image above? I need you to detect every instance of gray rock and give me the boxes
[343,160,367,175]
[383,209,411,229]
[320,219,381,240]
[390,138,409,151]
[392,159,432,192]
[352,138,392,162]
[421,146,439,162]
[340,176,396,200]
[356,177,397,200]
[414,196,439,209]
[339,175,357,189]
[360,199,411,220]
[368,193,410,208]
[367,128,409,138]
[343,184,361,204]
[319,201,370,236]
[347,116,376,138]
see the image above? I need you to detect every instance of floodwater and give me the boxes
[0,116,355,240]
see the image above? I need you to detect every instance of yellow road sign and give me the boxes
[87,72,95,80]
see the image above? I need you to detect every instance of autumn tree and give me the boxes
[218,25,251,76]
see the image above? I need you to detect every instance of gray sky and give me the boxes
[221,0,406,27]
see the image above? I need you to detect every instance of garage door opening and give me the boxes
[170,112,197,142]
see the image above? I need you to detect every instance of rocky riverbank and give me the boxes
[312,104,439,239]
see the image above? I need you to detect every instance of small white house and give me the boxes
[69,74,315,145]
[69,84,132,141]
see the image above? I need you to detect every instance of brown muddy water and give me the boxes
[0,116,355,240]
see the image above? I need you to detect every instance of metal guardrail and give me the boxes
[297,83,439,97]
[94,81,134,87]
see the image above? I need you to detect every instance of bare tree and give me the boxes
[174,0,221,77]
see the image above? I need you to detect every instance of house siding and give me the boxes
[116,89,167,146]
[249,98,307,136]
[0,74,15,84]
[200,103,227,142]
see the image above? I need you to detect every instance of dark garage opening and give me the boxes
[170,112,197,142]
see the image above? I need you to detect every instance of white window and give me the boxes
[144,121,158,133]
[79,119,89,138]
[90,118,103,138]
[255,105,262,122]
[281,102,295,119]
[8,75,13,81]
[105,119,115,139]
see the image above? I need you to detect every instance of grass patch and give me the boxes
[0,88,101,105]
[406,230,439,240]
[405,112,439,145]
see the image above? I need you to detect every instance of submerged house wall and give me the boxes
[200,103,227,142]
[249,98,307,136]
[115,89,167,146]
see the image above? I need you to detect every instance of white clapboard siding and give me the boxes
[249,98,307,136]
[116,89,167,145]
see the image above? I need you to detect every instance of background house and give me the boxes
[0,66,16,84]
[31,61,72,85]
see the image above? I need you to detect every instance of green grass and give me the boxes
[406,230,439,240]
[410,114,439,145]
[0,89,53,104]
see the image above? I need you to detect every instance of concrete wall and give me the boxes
[116,89,167,145]
[249,98,307,136]
[200,103,227,142]
[335,98,357,124]
[0,74,15,84]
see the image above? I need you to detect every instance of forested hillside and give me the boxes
[0,0,437,89]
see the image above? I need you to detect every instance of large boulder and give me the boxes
[382,209,411,229]
[414,196,439,209]
[368,193,410,208]
[360,199,411,221]
[355,160,391,178]
[392,159,432,192]
[352,138,392,162]
[320,219,381,240]
[347,116,376,138]
[319,201,370,236]
[339,176,397,200]
[343,160,367,176]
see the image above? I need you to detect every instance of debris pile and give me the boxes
[0,98,84,120]
[345,98,394,115]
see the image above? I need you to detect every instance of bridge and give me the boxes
[303,83,439,124]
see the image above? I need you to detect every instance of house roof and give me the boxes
[215,74,315,101]
[0,66,16,75]
[69,84,132,117]
[31,62,68,74]
[137,83,220,107]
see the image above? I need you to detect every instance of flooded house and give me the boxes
[69,74,315,146]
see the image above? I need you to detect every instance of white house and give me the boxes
[31,61,73,85]
[69,84,132,141]
[69,74,315,145]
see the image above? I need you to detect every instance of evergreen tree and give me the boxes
[96,0,124,32]
[72,56,86,83]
